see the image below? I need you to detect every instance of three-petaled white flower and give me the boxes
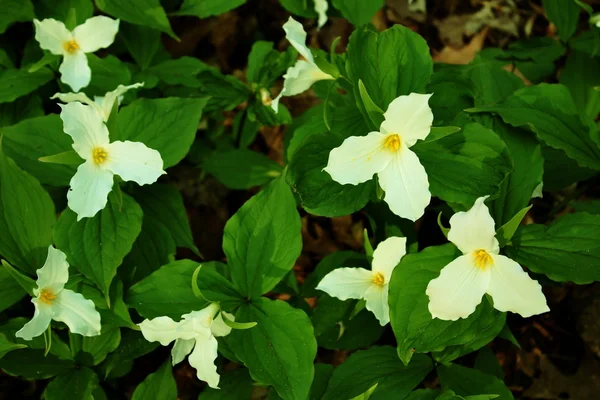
[59,102,165,220]
[324,93,433,221]
[138,303,234,389]
[52,82,144,122]
[271,17,335,112]
[426,196,549,321]
[16,246,101,341]
[34,17,119,92]
[316,236,406,325]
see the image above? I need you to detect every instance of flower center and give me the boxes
[473,249,493,269]
[384,134,401,151]
[63,40,80,54]
[92,147,108,165]
[372,272,385,286]
[39,289,56,305]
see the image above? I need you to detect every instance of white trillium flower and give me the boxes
[51,82,144,122]
[314,0,329,29]
[60,102,165,220]
[316,236,407,325]
[426,196,550,321]
[33,17,119,92]
[16,246,101,341]
[324,93,434,221]
[138,303,234,389]
[271,17,335,112]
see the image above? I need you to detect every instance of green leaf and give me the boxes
[1,259,35,296]
[331,0,383,26]
[279,0,317,17]
[223,174,302,298]
[389,244,506,365]
[310,364,334,400]
[493,38,565,82]
[131,360,177,400]
[229,298,317,400]
[542,0,580,41]
[86,54,132,96]
[0,67,53,104]
[0,349,74,379]
[147,57,210,86]
[175,0,246,18]
[70,326,121,366]
[203,149,283,190]
[114,97,208,168]
[413,123,513,209]
[191,262,245,307]
[560,49,600,118]
[0,333,25,360]
[0,94,43,127]
[34,0,93,27]
[95,0,178,39]
[504,212,600,284]
[119,22,161,70]
[571,200,600,214]
[0,0,34,34]
[437,363,514,400]
[322,347,433,400]
[247,41,296,88]
[357,79,384,129]
[221,312,257,330]
[474,347,504,380]
[198,368,254,399]
[496,205,531,247]
[347,24,433,110]
[0,146,55,274]
[39,150,83,165]
[0,265,27,312]
[44,367,99,400]
[99,330,158,379]
[54,191,143,297]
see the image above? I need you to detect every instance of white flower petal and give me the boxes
[364,284,390,326]
[448,196,499,255]
[372,236,407,282]
[283,17,314,63]
[188,335,220,389]
[271,60,334,112]
[171,338,195,365]
[35,246,69,295]
[104,141,164,186]
[59,51,91,92]
[426,254,491,321]
[324,131,393,185]
[33,18,72,55]
[52,289,101,336]
[72,16,119,53]
[97,82,144,121]
[15,299,53,341]
[60,102,110,159]
[314,0,329,29]
[51,91,98,109]
[380,93,434,147]
[487,255,549,317]
[377,147,431,221]
[210,312,233,338]
[316,267,373,301]
[67,161,114,220]
[139,316,183,346]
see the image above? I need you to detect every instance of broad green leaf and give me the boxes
[0,266,27,312]
[1,114,76,186]
[229,298,317,400]
[198,368,254,399]
[147,57,210,86]
[310,364,334,400]
[542,0,579,41]
[0,349,74,379]
[78,278,136,329]
[131,360,177,400]
[332,0,383,26]
[119,22,161,70]
[70,327,121,366]
[54,192,143,297]
[0,94,43,127]
[437,363,513,400]
[247,41,296,88]
[87,54,132,96]
[44,367,98,400]
[490,38,565,82]
[495,205,531,247]
[322,347,433,400]
[95,0,177,39]
[468,58,524,106]
[1,259,35,296]
[0,67,53,103]
[99,330,159,379]
[114,97,208,168]
[279,0,317,17]
[175,0,246,18]
[0,0,34,34]
[571,199,600,214]
[34,0,93,27]
[223,174,302,298]
[0,333,25,360]
[389,244,505,365]
[203,149,283,190]
[0,146,55,274]
[570,29,600,57]
[0,318,72,360]
[474,347,504,380]
[504,212,600,284]
[413,123,513,209]
[427,65,475,125]
[193,262,244,307]
[405,390,439,400]
[560,49,600,118]
[542,146,596,191]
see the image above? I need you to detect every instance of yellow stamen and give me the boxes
[63,40,80,54]
[92,147,108,165]
[260,88,272,106]
[39,289,56,305]
[372,272,385,286]
[473,249,493,269]
[384,134,401,151]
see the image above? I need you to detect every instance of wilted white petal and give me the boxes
[364,284,390,325]
[60,102,110,159]
[139,316,182,346]
[314,0,329,29]
[372,236,406,282]
[67,161,114,220]
[426,254,491,321]
[283,17,314,63]
[35,246,69,295]
[271,60,334,112]
[59,51,91,92]
[15,299,53,341]
[104,141,164,185]
[73,16,119,53]
[377,147,431,221]
[171,338,195,365]
[33,18,72,55]
[380,93,434,147]
[52,289,101,336]
[97,82,144,121]
[210,312,233,338]
[316,267,373,301]
[188,335,220,389]
[324,131,393,185]
[448,196,499,254]
[487,255,549,317]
